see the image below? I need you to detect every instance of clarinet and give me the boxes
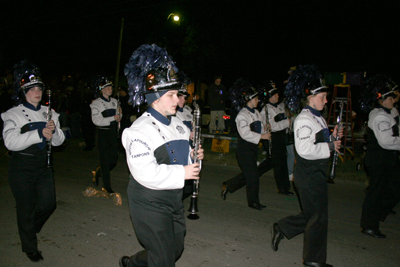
[328,101,344,180]
[116,91,122,133]
[263,104,272,158]
[187,102,201,220]
[46,89,52,168]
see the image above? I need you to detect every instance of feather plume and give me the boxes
[284,65,322,112]
[359,74,391,113]
[124,44,178,107]
[229,78,253,112]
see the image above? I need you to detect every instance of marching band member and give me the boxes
[1,61,65,262]
[221,79,271,210]
[90,76,121,193]
[176,89,193,132]
[119,44,203,267]
[359,75,400,238]
[261,81,293,196]
[271,65,341,267]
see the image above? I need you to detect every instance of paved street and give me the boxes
[0,140,399,267]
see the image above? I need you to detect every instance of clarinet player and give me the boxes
[271,65,342,267]
[90,76,121,194]
[119,44,204,267]
[359,75,400,238]
[261,81,294,196]
[1,61,65,262]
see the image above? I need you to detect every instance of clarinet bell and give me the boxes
[187,197,199,220]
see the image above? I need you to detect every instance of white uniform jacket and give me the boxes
[368,108,400,151]
[294,107,335,160]
[1,103,65,151]
[261,102,290,132]
[236,106,264,145]
[176,106,193,131]
[90,96,121,127]
[122,107,192,190]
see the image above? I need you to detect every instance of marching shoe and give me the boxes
[102,188,115,194]
[303,261,333,267]
[271,223,284,251]
[389,210,396,215]
[221,182,228,200]
[361,228,386,238]
[277,189,294,196]
[119,256,130,267]
[26,251,44,262]
[248,202,266,210]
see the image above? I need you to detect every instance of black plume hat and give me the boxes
[284,65,327,111]
[92,74,112,98]
[124,44,185,107]
[229,78,257,112]
[359,74,395,113]
[12,60,44,104]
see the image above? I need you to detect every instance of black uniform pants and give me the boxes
[225,140,268,206]
[271,130,290,191]
[225,156,273,205]
[126,178,185,267]
[361,150,400,230]
[98,126,118,191]
[8,151,56,253]
[277,157,329,264]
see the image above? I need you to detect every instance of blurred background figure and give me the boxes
[208,75,227,134]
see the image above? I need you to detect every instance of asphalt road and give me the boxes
[0,140,399,267]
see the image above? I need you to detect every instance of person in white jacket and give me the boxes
[1,61,65,262]
[360,76,400,239]
[221,79,271,210]
[90,76,121,193]
[119,44,203,267]
[271,65,341,267]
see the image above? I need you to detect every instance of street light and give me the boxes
[167,13,180,25]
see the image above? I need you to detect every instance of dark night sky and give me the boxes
[1,0,399,87]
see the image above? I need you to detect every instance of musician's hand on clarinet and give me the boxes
[42,127,53,140]
[46,120,55,131]
[184,163,201,180]
[114,114,121,122]
[190,145,204,160]
[261,132,271,140]
[333,125,344,139]
[333,140,341,153]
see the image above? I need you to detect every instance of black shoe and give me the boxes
[389,210,396,215]
[271,223,284,251]
[303,261,333,267]
[248,202,266,210]
[326,177,335,184]
[277,189,294,196]
[102,188,115,194]
[82,146,93,151]
[221,182,228,200]
[119,256,130,267]
[26,251,44,262]
[92,166,101,186]
[361,228,386,238]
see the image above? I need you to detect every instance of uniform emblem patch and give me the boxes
[176,125,185,134]
[42,112,47,119]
